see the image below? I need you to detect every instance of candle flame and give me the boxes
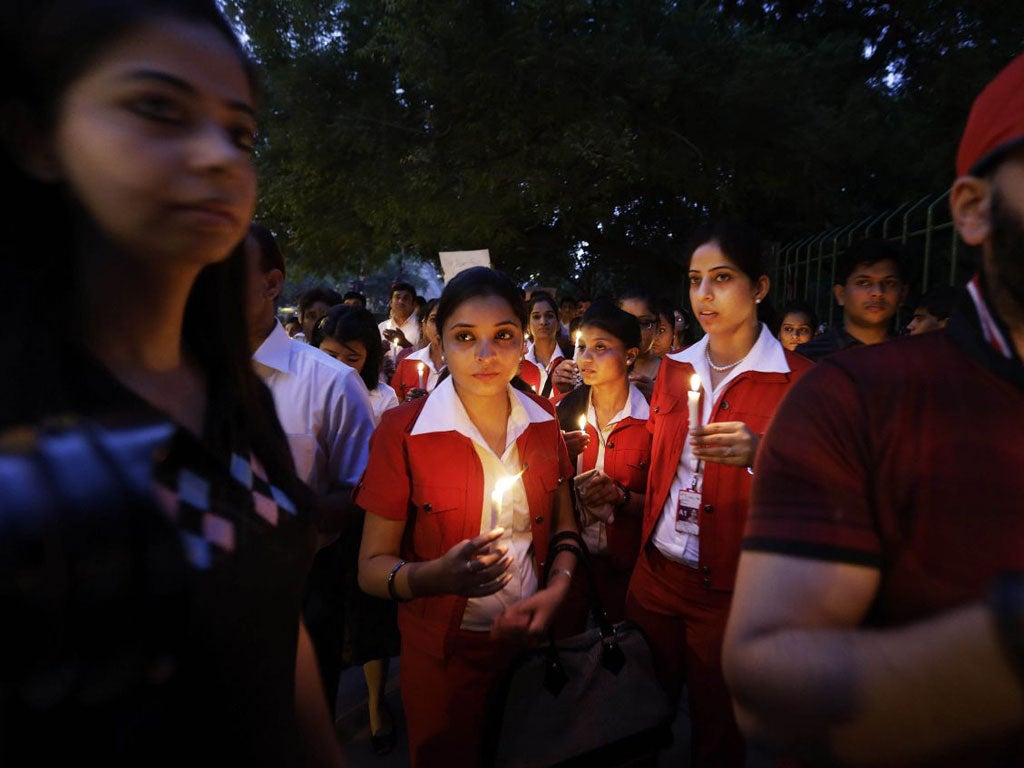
[575,331,582,346]
[417,362,425,374]
[578,414,587,432]
[491,469,526,505]
[690,373,701,392]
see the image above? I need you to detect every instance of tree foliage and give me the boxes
[224,0,1024,300]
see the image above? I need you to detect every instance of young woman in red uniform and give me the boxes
[355,267,579,767]
[624,222,813,767]
[554,300,651,632]
[523,292,570,403]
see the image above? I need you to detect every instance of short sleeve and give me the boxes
[744,360,882,568]
[353,409,412,521]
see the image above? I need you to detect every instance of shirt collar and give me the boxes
[587,382,650,429]
[410,376,554,447]
[252,320,293,374]
[407,344,440,370]
[668,322,789,388]
[966,273,1015,359]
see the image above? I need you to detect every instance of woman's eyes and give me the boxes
[454,331,474,342]
[129,94,185,123]
[453,330,519,342]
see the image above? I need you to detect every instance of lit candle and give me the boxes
[688,373,701,431]
[417,362,426,390]
[576,414,587,474]
[573,331,583,363]
[490,470,524,530]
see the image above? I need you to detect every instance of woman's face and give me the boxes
[578,326,635,389]
[528,299,558,341]
[319,337,368,373]
[689,241,765,337]
[442,294,524,400]
[649,312,674,356]
[45,19,257,268]
[778,311,814,351]
[619,298,657,354]
[423,306,440,347]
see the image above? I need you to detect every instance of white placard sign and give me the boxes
[439,249,491,283]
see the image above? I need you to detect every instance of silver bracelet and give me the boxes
[549,567,572,583]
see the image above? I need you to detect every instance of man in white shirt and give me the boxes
[244,223,377,720]
[378,281,420,368]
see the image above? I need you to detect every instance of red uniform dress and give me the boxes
[745,281,1024,766]
[390,345,442,401]
[554,383,651,634]
[354,378,573,767]
[626,328,811,767]
[524,341,568,404]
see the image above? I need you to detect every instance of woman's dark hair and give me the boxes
[580,298,642,352]
[777,300,818,335]
[686,221,767,285]
[435,267,528,336]
[314,305,384,391]
[526,292,558,318]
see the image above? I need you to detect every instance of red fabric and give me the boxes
[353,396,573,659]
[956,52,1024,176]
[747,331,1024,626]
[643,352,811,591]
[518,358,542,394]
[400,628,523,768]
[390,355,429,400]
[626,546,744,767]
[577,415,650,570]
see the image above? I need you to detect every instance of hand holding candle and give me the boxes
[417,362,426,390]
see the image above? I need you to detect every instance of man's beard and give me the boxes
[988,188,1024,313]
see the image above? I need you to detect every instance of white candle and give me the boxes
[417,362,426,390]
[688,373,701,430]
[490,471,523,530]
[576,414,587,474]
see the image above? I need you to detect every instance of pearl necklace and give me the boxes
[705,343,746,372]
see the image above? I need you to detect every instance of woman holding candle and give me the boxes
[391,299,444,401]
[355,267,578,767]
[554,300,651,632]
[624,222,812,767]
[523,292,571,403]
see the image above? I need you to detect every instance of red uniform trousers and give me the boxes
[552,552,632,638]
[625,545,744,768]
[400,629,523,768]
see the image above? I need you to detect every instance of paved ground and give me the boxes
[332,657,696,767]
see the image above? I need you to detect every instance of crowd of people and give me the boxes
[3,1,1024,767]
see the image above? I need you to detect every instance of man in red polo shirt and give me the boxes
[723,53,1024,766]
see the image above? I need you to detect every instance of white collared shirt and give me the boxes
[581,383,650,554]
[379,314,422,365]
[367,382,400,425]
[410,376,555,630]
[404,345,442,392]
[653,324,790,565]
[252,321,376,496]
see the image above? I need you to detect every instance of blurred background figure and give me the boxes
[775,300,818,352]
[906,284,959,335]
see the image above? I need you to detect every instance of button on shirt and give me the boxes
[252,321,376,496]
[581,383,649,555]
[409,377,553,630]
[652,324,790,565]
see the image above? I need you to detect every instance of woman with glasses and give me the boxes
[624,222,812,767]
[617,289,662,401]
[391,298,444,401]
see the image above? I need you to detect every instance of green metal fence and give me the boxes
[767,190,976,327]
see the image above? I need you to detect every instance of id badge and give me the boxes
[675,489,702,535]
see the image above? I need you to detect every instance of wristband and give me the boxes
[989,572,1024,680]
[387,559,411,602]
[549,568,572,583]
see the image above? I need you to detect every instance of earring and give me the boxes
[755,298,762,304]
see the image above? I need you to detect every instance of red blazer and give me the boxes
[391,354,438,400]
[577,415,651,570]
[644,351,812,591]
[354,392,573,659]
[518,358,543,394]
